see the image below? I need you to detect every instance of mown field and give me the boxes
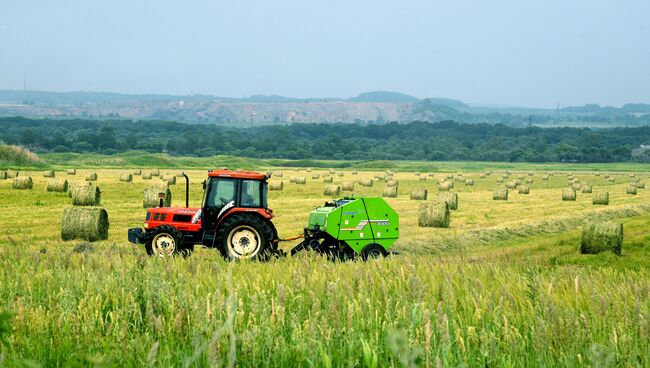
[1,162,650,367]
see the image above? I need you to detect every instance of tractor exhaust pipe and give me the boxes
[183,173,189,208]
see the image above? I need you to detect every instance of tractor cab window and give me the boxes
[240,180,261,207]
[206,178,236,208]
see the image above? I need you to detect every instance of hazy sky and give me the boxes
[1,0,649,107]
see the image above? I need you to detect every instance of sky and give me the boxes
[1,0,649,108]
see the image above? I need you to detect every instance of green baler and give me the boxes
[290,197,399,260]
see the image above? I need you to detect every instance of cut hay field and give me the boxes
[1,164,650,367]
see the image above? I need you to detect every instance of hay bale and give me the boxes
[269,181,284,191]
[629,173,636,178]
[342,181,354,191]
[637,182,645,189]
[151,169,160,177]
[274,172,283,178]
[119,174,133,182]
[505,181,517,189]
[542,175,549,180]
[438,181,452,191]
[72,184,101,206]
[386,180,399,188]
[518,185,530,194]
[439,192,458,210]
[359,178,373,187]
[572,183,581,191]
[528,171,533,176]
[383,186,398,198]
[328,169,335,174]
[446,174,453,180]
[43,170,55,178]
[47,178,68,192]
[6,170,18,178]
[608,177,616,183]
[166,176,177,185]
[61,207,109,242]
[479,174,486,179]
[176,171,185,177]
[143,187,172,208]
[496,178,504,184]
[517,175,524,180]
[67,169,76,175]
[581,184,592,193]
[410,188,428,200]
[627,186,637,195]
[419,177,427,181]
[493,188,508,200]
[323,176,333,183]
[312,174,320,179]
[337,172,344,177]
[464,179,474,186]
[418,200,450,228]
[133,170,142,175]
[68,182,88,198]
[142,172,152,180]
[526,178,533,184]
[12,176,33,190]
[324,185,341,196]
[352,171,358,175]
[0,171,6,180]
[592,192,609,205]
[580,222,623,255]
[595,172,600,177]
[85,173,97,182]
[562,189,576,201]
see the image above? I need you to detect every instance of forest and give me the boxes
[0,116,648,163]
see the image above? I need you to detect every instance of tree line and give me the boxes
[0,117,648,163]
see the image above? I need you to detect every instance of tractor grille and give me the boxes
[172,214,192,223]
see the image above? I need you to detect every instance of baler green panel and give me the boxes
[307,205,337,231]
[362,197,400,243]
[338,197,399,253]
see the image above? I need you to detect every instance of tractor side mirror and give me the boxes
[202,180,207,190]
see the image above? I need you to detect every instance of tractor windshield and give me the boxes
[205,178,237,208]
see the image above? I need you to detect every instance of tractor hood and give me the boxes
[145,207,202,230]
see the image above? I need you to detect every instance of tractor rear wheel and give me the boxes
[216,214,273,261]
[360,243,387,261]
[146,225,191,257]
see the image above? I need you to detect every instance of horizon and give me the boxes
[2,1,649,109]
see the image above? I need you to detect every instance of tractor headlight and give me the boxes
[144,222,149,229]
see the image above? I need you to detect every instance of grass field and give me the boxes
[1,162,650,367]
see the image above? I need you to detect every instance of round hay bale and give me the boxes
[119,174,133,183]
[167,176,177,185]
[496,178,504,184]
[72,184,101,206]
[572,183,581,191]
[526,178,533,184]
[47,178,68,192]
[505,170,512,175]
[337,172,344,177]
[439,192,458,210]
[292,177,306,185]
[352,171,358,175]
[629,173,636,178]
[359,178,373,187]
[562,189,576,201]
[328,169,335,174]
[464,179,474,186]
[142,172,152,180]
[528,171,533,176]
[446,174,453,180]
[143,187,172,208]
[493,188,508,200]
[581,184,592,193]
[517,175,524,180]
[592,192,609,205]
[306,168,312,172]
[61,207,109,242]
[410,188,428,200]
[312,174,320,179]
[419,177,427,181]
[85,173,97,182]
[518,185,530,194]
[133,170,142,176]
[479,174,486,179]
[341,181,354,191]
[383,186,398,198]
[595,172,600,177]
[627,186,637,195]
[418,200,450,228]
[323,176,333,183]
[68,182,89,198]
[415,172,421,176]
[269,181,284,191]
[274,172,283,178]
[580,222,623,255]
[505,182,517,189]
[637,182,645,189]
[438,181,452,191]
[12,176,33,190]
[386,180,398,188]
[6,170,18,178]
[542,175,549,180]
[324,185,341,196]
[151,169,160,177]
[176,171,185,177]
[43,170,55,178]
[67,169,76,175]
[0,171,7,180]
[608,177,616,183]
[428,173,435,177]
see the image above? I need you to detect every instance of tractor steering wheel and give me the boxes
[220,197,229,206]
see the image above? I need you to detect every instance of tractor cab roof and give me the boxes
[208,169,267,180]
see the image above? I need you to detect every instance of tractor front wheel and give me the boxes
[146,225,191,257]
[216,214,273,261]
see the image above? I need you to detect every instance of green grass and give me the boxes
[0,162,650,366]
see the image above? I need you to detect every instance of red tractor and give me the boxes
[128,169,280,260]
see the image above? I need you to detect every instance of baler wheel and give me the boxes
[360,243,387,261]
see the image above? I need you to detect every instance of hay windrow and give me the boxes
[418,200,450,228]
[493,188,508,200]
[269,181,284,191]
[562,189,577,201]
[593,192,609,205]
[72,184,101,206]
[580,221,623,255]
[67,169,76,175]
[324,185,341,196]
[47,178,68,192]
[144,187,172,208]
[61,207,109,242]
[410,188,428,200]
[12,176,33,190]
[341,181,354,191]
[383,186,398,198]
[85,173,97,182]
[119,174,133,182]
